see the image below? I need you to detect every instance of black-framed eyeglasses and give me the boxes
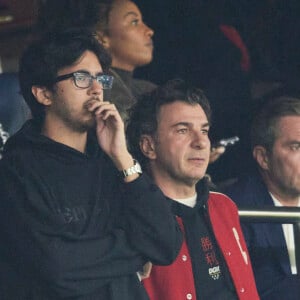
[54,71,114,89]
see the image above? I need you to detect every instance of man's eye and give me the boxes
[290,144,300,151]
[76,75,88,81]
[178,128,187,133]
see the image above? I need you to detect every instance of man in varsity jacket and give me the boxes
[127,79,259,300]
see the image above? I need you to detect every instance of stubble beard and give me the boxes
[59,106,97,133]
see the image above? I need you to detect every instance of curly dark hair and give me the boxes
[35,0,128,36]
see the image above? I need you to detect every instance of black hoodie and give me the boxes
[0,120,182,300]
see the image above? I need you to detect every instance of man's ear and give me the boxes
[253,145,269,170]
[140,135,156,160]
[31,86,52,106]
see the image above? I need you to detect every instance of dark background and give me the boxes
[135,0,300,87]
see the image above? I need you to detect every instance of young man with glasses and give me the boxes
[0,29,182,300]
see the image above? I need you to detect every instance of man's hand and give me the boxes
[92,101,126,156]
[209,146,226,164]
[87,101,137,180]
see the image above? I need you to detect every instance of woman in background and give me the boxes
[95,0,156,122]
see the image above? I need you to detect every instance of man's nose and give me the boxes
[88,79,103,95]
[192,131,210,149]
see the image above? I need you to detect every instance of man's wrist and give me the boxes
[111,153,142,182]
[111,152,134,171]
[121,159,142,178]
